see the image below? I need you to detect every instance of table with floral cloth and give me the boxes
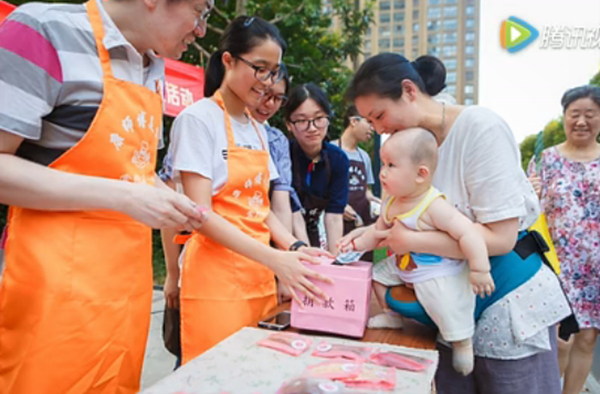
[142,327,439,394]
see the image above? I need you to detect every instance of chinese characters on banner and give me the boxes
[163,58,205,117]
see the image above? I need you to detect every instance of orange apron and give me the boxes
[180,92,277,363]
[0,1,161,392]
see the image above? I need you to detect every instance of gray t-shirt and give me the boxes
[340,146,375,185]
[0,0,165,166]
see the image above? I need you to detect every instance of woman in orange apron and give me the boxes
[0,0,211,392]
[167,16,331,363]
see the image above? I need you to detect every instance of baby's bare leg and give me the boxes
[373,281,389,310]
[413,268,475,375]
[450,338,474,376]
[368,281,403,329]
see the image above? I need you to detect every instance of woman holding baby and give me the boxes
[341,53,570,394]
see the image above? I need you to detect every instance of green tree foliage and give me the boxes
[190,0,373,138]
[520,119,565,170]
[590,70,600,88]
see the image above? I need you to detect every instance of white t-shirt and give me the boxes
[168,98,278,194]
[433,106,539,229]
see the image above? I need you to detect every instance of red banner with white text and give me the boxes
[163,58,205,117]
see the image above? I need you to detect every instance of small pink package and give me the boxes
[312,342,372,362]
[257,332,312,357]
[369,350,433,372]
[276,377,347,394]
[291,257,372,338]
[304,360,362,380]
[341,363,396,391]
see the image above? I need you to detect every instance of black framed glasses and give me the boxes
[262,91,288,107]
[290,116,330,132]
[234,55,284,83]
[190,0,212,30]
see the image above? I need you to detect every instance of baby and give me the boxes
[339,128,494,375]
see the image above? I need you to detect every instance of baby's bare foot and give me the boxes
[367,312,403,329]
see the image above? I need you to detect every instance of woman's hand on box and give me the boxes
[270,250,333,308]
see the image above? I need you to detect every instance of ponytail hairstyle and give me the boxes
[346,53,446,102]
[204,16,287,97]
[284,83,332,121]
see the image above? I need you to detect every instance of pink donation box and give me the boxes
[291,257,372,338]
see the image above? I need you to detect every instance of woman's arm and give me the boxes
[181,171,331,303]
[265,208,301,250]
[366,188,381,204]
[292,211,310,244]
[161,225,182,309]
[270,190,293,233]
[160,178,184,309]
[386,217,519,259]
[0,130,202,229]
[324,151,349,254]
[324,213,344,255]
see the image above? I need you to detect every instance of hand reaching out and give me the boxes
[338,227,390,254]
[122,182,208,230]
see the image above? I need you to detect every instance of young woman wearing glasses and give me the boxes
[166,17,331,363]
[286,84,350,254]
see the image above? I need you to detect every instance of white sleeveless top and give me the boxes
[383,186,465,283]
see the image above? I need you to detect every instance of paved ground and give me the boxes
[140,290,176,390]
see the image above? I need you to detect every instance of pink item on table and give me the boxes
[291,257,372,338]
[341,363,396,391]
[257,332,312,357]
[312,342,372,362]
[304,360,362,380]
[369,350,433,372]
[276,377,348,394]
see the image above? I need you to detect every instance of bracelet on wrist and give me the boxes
[289,240,308,251]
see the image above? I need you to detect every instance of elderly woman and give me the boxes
[528,85,600,394]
